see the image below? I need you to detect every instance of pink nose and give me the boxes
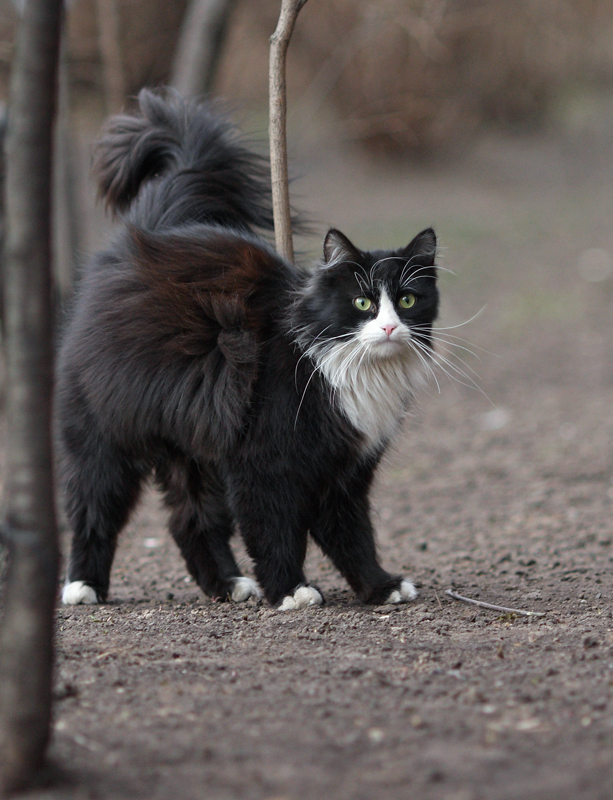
[382,324,396,337]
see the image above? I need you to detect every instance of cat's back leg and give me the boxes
[156,455,260,602]
[58,401,147,604]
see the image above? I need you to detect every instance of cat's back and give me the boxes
[56,222,302,449]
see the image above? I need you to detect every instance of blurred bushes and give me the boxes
[1,0,613,155]
[226,0,613,156]
[66,0,187,92]
[0,0,187,96]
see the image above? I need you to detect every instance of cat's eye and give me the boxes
[398,294,416,309]
[353,296,372,312]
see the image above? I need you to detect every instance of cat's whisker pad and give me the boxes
[278,586,323,611]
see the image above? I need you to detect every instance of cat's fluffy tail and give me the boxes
[92,88,275,232]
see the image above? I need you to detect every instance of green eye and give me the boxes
[399,294,416,309]
[353,296,372,311]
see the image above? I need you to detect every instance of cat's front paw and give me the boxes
[279,585,323,611]
[62,580,100,605]
[230,577,262,602]
[385,579,418,604]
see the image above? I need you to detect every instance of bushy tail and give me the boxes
[92,88,275,232]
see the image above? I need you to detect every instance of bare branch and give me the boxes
[269,0,308,262]
[445,590,546,618]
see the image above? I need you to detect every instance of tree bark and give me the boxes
[0,0,62,794]
[171,0,239,98]
[269,0,308,262]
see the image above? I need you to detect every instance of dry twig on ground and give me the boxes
[445,590,546,618]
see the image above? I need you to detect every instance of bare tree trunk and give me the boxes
[96,0,125,113]
[0,0,62,794]
[171,0,239,98]
[269,0,308,262]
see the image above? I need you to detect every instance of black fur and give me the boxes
[56,89,439,607]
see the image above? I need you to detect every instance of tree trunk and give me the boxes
[171,0,238,98]
[268,0,308,262]
[0,0,62,794]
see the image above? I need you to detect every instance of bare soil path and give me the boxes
[4,127,613,800]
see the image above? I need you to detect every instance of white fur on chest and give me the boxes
[306,289,426,451]
[317,344,422,451]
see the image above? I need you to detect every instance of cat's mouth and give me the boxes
[367,335,410,357]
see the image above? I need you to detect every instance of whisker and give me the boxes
[429,306,487,331]
[371,254,412,273]
[294,338,357,426]
[396,255,435,285]
[410,338,474,396]
[329,258,370,279]
[410,335,493,403]
[294,325,333,386]
[370,252,435,286]
[422,328,496,352]
[399,263,454,290]
[425,334,485,362]
[333,340,366,382]
[413,335,482,383]
[294,365,321,428]
[407,340,441,394]
[354,271,369,293]
[411,323,498,359]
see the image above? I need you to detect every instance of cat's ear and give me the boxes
[401,227,437,264]
[323,229,360,265]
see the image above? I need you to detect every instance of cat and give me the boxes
[56,89,439,610]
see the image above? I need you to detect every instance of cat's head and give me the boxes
[294,227,439,363]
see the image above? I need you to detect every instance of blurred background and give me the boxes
[2,0,613,280]
[3,0,613,152]
[0,0,612,427]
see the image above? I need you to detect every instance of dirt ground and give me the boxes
[4,118,613,800]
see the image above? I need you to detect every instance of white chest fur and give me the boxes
[328,352,421,450]
[313,290,424,451]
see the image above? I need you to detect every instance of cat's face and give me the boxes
[296,227,439,362]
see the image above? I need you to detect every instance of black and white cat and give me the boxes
[57,90,439,610]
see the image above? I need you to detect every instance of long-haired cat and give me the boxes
[57,90,439,610]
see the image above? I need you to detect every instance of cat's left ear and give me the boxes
[323,229,361,266]
[401,227,437,265]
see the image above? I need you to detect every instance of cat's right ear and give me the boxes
[323,229,360,266]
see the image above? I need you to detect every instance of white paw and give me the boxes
[230,577,262,602]
[279,585,323,611]
[385,579,418,604]
[62,581,99,605]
